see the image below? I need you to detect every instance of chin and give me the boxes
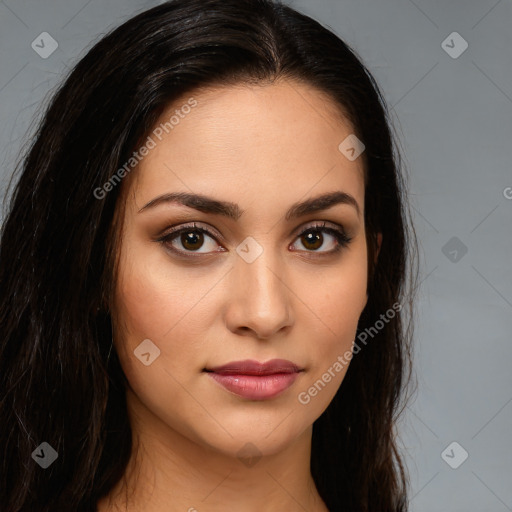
[189,416,311,461]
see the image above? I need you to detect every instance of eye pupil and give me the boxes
[302,230,322,250]
[182,231,204,251]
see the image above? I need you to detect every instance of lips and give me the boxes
[204,359,303,400]
[206,359,301,375]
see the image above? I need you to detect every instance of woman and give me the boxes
[0,0,418,510]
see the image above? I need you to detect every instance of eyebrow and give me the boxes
[138,190,360,219]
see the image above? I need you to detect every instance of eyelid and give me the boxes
[290,219,348,237]
[158,222,222,243]
[159,219,348,239]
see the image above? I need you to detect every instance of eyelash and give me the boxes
[156,221,353,259]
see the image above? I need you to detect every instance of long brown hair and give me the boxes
[0,1,418,510]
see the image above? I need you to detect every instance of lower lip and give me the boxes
[207,372,300,400]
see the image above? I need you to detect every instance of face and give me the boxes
[111,79,369,459]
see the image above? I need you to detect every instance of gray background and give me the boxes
[1,0,511,510]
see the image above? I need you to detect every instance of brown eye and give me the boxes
[180,230,205,251]
[300,230,323,250]
[157,221,352,259]
[157,222,224,256]
[291,223,352,254]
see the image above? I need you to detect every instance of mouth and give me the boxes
[203,359,304,400]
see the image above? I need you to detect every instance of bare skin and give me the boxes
[97,79,380,512]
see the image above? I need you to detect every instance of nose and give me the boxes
[224,247,293,340]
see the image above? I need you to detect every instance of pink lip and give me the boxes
[204,359,302,400]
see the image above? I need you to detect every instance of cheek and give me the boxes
[333,265,367,338]
[307,273,366,373]
[114,266,180,341]
[113,238,211,343]
[110,250,210,423]
[308,243,368,346]
[295,245,368,408]
[111,242,223,383]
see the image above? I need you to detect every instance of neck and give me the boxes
[97,388,328,512]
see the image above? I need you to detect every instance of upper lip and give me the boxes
[205,359,302,375]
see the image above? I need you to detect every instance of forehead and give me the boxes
[124,79,365,215]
